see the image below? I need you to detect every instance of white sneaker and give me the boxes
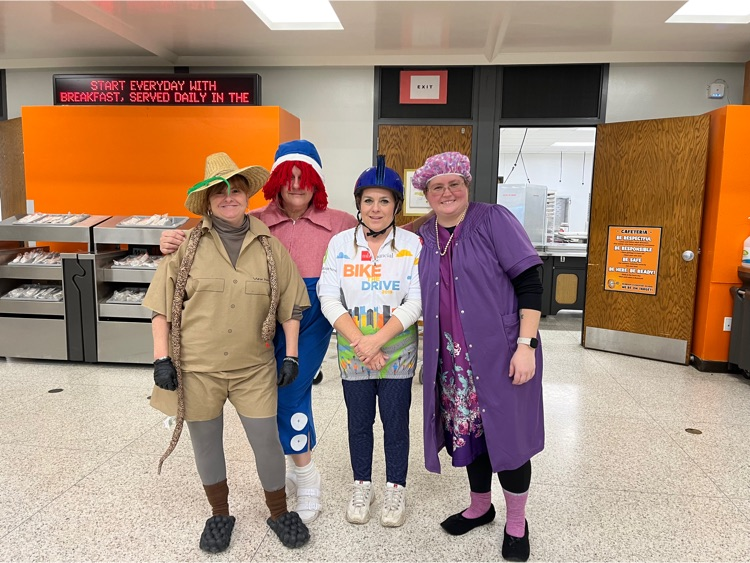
[346,480,375,524]
[380,482,406,527]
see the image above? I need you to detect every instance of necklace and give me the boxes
[435,207,468,256]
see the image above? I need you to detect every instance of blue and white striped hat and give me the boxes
[271,139,325,182]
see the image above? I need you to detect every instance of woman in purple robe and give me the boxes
[412,152,544,562]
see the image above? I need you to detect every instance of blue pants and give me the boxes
[274,278,332,455]
[342,377,413,487]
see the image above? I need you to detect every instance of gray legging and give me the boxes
[187,412,285,491]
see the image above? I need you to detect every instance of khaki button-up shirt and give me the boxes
[144,215,310,373]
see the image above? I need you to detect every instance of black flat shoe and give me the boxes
[267,511,310,548]
[440,503,496,536]
[502,520,529,562]
[199,514,236,554]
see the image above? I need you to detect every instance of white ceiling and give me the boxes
[500,127,597,153]
[1,0,749,69]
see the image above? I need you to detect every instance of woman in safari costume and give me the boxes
[143,152,312,553]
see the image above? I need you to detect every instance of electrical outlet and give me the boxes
[723,317,732,332]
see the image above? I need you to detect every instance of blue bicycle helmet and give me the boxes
[353,155,404,202]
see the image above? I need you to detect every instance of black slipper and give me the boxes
[502,520,529,562]
[199,514,236,553]
[440,503,496,536]
[267,511,310,548]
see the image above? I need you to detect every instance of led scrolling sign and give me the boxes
[53,74,261,106]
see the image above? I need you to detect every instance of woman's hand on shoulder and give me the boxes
[509,346,536,385]
[402,211,434,233]
[160,230,186,255]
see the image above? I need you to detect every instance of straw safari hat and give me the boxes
[185,152,270,215]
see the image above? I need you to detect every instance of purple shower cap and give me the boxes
[411,152,472,192]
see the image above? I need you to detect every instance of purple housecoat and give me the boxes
[418,202,545,473]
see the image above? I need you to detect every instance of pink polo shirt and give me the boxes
[251,201,358,278]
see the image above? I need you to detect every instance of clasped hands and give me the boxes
[350,334,388,371]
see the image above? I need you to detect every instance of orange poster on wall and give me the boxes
[604,226,662,295]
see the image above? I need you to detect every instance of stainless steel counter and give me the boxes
[90,216,200,364]
[0,215,111,361]
[535,243,588,258]
[0,215,111,250]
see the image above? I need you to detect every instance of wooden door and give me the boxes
[583,115,710,364]
[0,118,26,220]
[377,125,472,226]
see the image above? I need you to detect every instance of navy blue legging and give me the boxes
[342,378,413,487]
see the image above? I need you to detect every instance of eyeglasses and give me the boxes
[425,180,466,196]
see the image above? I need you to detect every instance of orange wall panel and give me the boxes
[693,105,750,362]
[21,106,300,218]
[693,282,735,360]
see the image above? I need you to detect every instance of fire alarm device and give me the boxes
[708,82,726,99]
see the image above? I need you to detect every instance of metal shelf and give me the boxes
[0,264,63,281]
[99,267,156,284]
[94,215,200,246]
[0,215,111,250]
[0,299,65,316]
[99,302,152,319]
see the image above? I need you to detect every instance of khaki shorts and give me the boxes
[150,363,277,421]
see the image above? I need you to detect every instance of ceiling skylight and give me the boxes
[243,0,343,30]
[667,0,750,24]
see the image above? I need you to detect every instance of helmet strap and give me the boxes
[356,211,395,238]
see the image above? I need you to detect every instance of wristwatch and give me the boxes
[517,337,539,349]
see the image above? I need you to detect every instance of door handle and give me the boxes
[682,250,695,262]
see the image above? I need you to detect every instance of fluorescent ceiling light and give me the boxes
[244,0,343,30]
[552,142,595,147]
[667,0,750,24]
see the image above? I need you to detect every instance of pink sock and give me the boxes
[462,491,492,519]
[503,489,528,538]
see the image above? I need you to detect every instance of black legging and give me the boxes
[466,453,531,494]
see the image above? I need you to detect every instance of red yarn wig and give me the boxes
[262,160,328,211]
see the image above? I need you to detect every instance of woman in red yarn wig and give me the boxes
[263,159,329,212]
[253,141,358,525]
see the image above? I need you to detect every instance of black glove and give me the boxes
[153,357,178,391]
[278,356,299,387]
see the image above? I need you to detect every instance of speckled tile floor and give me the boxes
[2,311,750,562]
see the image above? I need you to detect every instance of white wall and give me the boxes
[5,66,373,217]
[6,69,59,115]
[236,67,373,216]
[606,63,745,123]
